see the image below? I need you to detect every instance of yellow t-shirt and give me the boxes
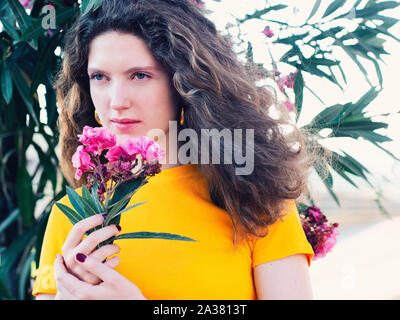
[32,163,313,299]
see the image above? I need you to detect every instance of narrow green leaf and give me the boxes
[112,232,197,242]
[0,16,19,40]
[1,63,13,104]
[105,201,148,226]
[29,33,59,95]
[331,163,359,189]
[336,129,392,143]
[8,63,40,127]
[338,120,388,131]
[0,209,19,235]
[81,185,92,200]
[109,177,146,207]
[294,70,304,122]
[306,0,322,22]
[81,0,103,15]
[0,278,14,300]
[0,224,37,280]
[241,4,288,21]
[369,140,400,161]
[322,0,347,18]
[311,104,344,128]
[66,186,86,218]
[55,203,81,225]
[91,181,104,213]
[81,197,99,217]
[7,0,31,32]
[354,1,400,19]
[16,166,34,227]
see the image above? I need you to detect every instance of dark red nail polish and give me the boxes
[102,213,108,220]
[116,225,121,232]
[76,253,86,263]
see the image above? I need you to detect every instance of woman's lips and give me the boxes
[111,119,141,131]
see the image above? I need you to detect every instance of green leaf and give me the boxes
[322,0,347,18]
[104,201,148,226]
[55,202,82,225]
[338,120,388,131]
[335,129,392,143]
[112,232,197,242]
[310,104,344,128]
[306,0,322,22]
[294,70,304,122]
[6,0,37,49]
[81,197,99,217]
[81,0,104,15]
[81,184,92,200]
[331,162,359,189]
[307,57,340,66]
[16,166,34,227]
[29,36,58,96]
[66,186,86,219]
[108,177,147,208]
[354,1,400,19]
[19,7,78,42]
[0,224,37,282]
[31,141,57,192]
[7,0,31,32]
[0,16,19,40]
[242,4,288,21]
[0,278,14,300]
[8,63,40,127]
[275,33,309,45]
[0,209,19,235]
[91,181,104,214]
[1,63,13,104]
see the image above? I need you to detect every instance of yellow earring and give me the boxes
[94,110,102,125]
[180,107,184,126]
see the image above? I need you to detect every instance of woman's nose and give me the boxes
[110,80,131,111]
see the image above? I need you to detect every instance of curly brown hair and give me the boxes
[54,0,318,245]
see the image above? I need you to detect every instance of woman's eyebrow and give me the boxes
[87,66,161,74]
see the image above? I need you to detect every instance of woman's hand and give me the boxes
[54,253,147,300]
[61,214,122,285]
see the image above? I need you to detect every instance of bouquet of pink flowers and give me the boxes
[299,205,339,260]
[56,126,195,248]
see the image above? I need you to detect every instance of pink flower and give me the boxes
[20,0,34,9]
[190,0,205,7]
[263,26,274,38]
[308,207,323,222]
[78,126,117,155]
[278,77,286,93]
[284,100,295,112]
[105,145,128,163]
[300,205,339,260]
[314,228,339,260]
[136,136,165,163]
[72,146,95,180]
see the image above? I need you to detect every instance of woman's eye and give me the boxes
[90,74,105,81]
[133,72,150,80]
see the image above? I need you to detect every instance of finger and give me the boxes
[90,244,120,262]
[75,253,123,284]
[62,214,105,253]
[104,256,120,269]
[54,254,93,299]
[54,254,80,299]
[74,225,121,255]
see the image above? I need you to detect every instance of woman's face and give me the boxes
[87,31,177,144]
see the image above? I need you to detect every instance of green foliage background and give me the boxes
[0,0,398,299]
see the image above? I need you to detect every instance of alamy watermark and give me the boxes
[147,121,255,175]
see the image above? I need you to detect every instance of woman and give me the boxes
[34,0,315,299]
